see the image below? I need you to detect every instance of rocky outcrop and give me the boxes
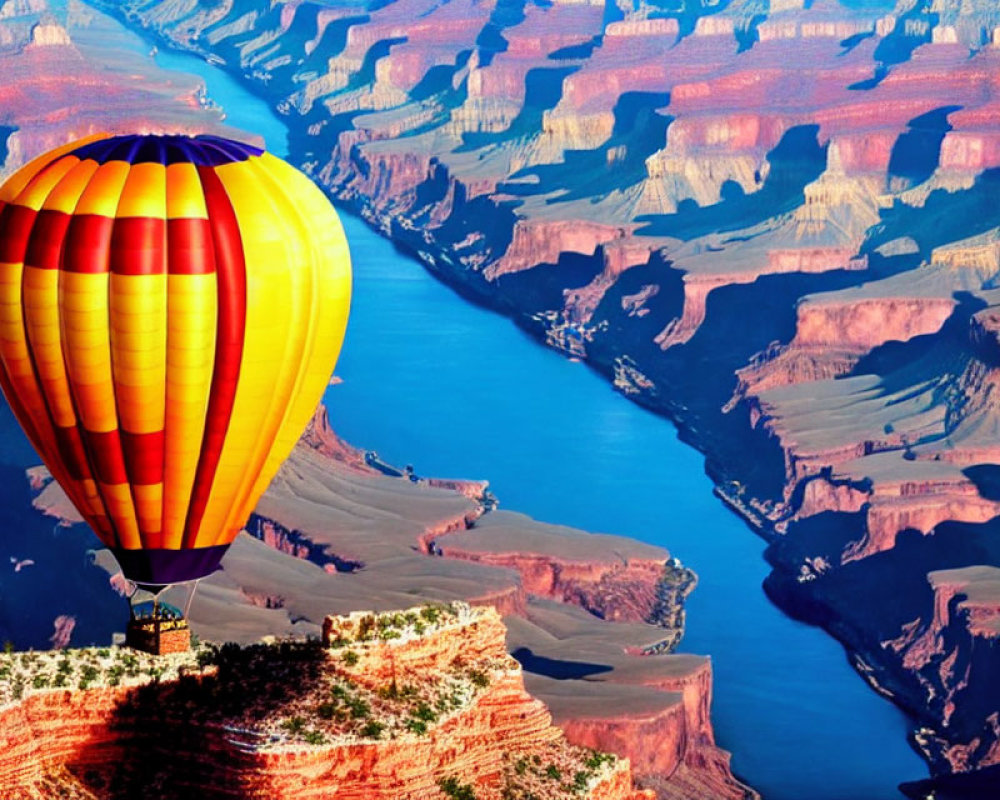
[432,512,695,635]
[0,686,135,793]
[0,606,653,799]
[880,567,1000,779]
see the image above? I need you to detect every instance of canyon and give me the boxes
[0,1,757,796]
[79,0,1000,793]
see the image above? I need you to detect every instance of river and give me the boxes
[151,37,926,800]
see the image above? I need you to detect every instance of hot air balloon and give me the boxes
[0,133,351,593]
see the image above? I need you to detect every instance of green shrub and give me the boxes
[347,696,370,719]
[468,669,490,689]
[342,650,359,666]
[360,720,385,739]
[356,615,375,641]
[406,718,427,735]
[583,751,615,771]
[303,729,327,745]
[281,716,307,735]
[377,682,399,700]
[317,701,342,720]
[438,776,476,800]
[196,649,215,669]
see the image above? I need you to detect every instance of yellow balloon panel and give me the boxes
[0,133,352,585]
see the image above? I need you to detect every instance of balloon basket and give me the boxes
[125,595,191,656]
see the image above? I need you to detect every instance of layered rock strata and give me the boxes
[0,605,653,799]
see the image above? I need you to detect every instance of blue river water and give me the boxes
[151,40,928,800]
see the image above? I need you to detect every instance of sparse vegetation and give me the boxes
[439,776,477,800]
[303,728,327,745]
[0,599,614,800]
[0,642,214,707]
[411,701,437,722]
[499,743,619,798]
[406,718,428,735]
[467,669,490,688]
[583,751,616,771]
[346,695,370,719]
[281,716,307,735]
[325,602,463,650]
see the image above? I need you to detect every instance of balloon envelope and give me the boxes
[0,133,351,585]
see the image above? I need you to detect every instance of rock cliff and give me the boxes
[0,604,654,799]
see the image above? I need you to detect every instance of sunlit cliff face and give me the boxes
[0,605,654,799]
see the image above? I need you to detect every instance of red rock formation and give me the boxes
[436,544,667,624]
[881,568,1000,773]
[300,405,491,504]
[0,607,653,800]
[844,476,1000,563]
[297,405,377,475]
[0,685,134,792]
[793,296,954,350]
[562,703,688,778]
[488,219,630,280]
